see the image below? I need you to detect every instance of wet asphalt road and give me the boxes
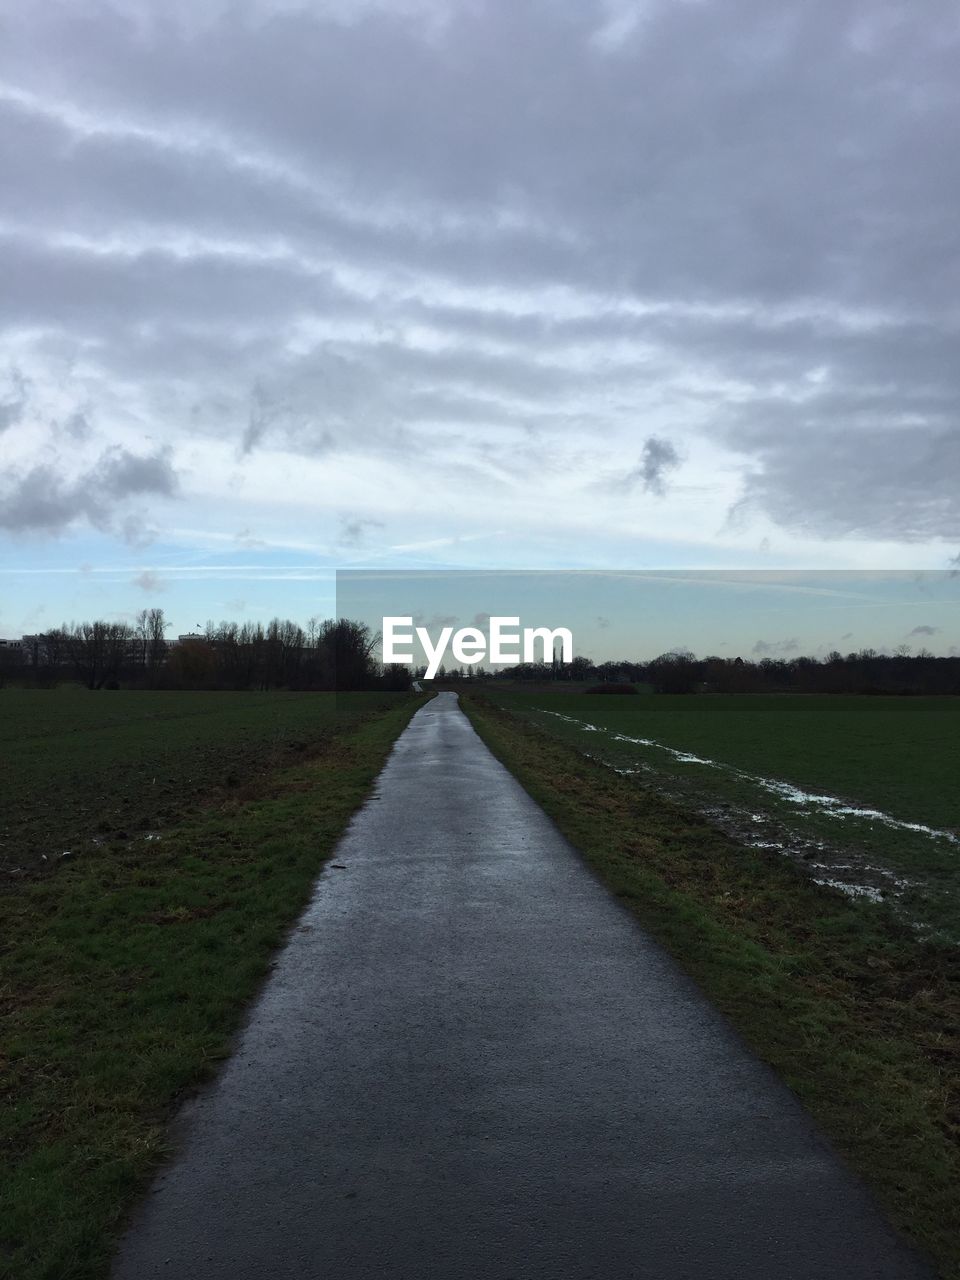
[112,693,933,1279]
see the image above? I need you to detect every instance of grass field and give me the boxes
[3,686,957,1276]
[462,691,960,1279]
[0,689,426,1280]
[0,688,397,879]
[486,691,960,942]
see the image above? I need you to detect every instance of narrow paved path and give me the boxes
[113,693,932,1279]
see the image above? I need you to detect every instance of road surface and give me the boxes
[112,692,932,1279]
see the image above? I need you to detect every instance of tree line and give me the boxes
[0,611,410,691]
[2,613,957,694]
[482,647,960,695]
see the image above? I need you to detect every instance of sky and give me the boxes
[338,571,960,665]
[1,0,959,652]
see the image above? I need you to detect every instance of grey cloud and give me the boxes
[0,232,356,335]
[908,624,938,636]
[0,466,80,533]
[0,366,29,431]
[5,1,958,313]
[736,424,960,541]
[242,384,281,456]
[623,437,682,496]
[239,378,338,457]
[132,569,166,592]
[0,96,579,303]
[8,223,959,533]
[337,516,384,548]
[2,0,960,546]
[752,637,799,656]
[0,446,178,534]
[8,1,956,307]
[61,409,92,439]
[101,446,178,499]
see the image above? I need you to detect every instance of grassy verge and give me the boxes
[461,692,960,1280]
[0,693,428,1280]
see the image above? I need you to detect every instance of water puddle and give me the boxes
[812,878,885,903]
[541,709,945,915]
[540,709,957,845]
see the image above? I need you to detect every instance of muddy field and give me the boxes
[487,691,960,943]
[0,688,402,880]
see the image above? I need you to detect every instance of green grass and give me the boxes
[0,690,427,1280]
[492,691,959,825]
[487,691,960,941]
[462,691,960,1280]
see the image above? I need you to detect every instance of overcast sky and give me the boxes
[1,0,959,642]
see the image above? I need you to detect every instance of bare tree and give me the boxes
[65,621,133,689]
[145,608,168,684]
[317,618,379,690]
[134,610,150,670]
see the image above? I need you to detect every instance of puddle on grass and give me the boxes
[546,710,939,915]
[812,877,885,903]
[702,796,913,906]
[541,709,957,845]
